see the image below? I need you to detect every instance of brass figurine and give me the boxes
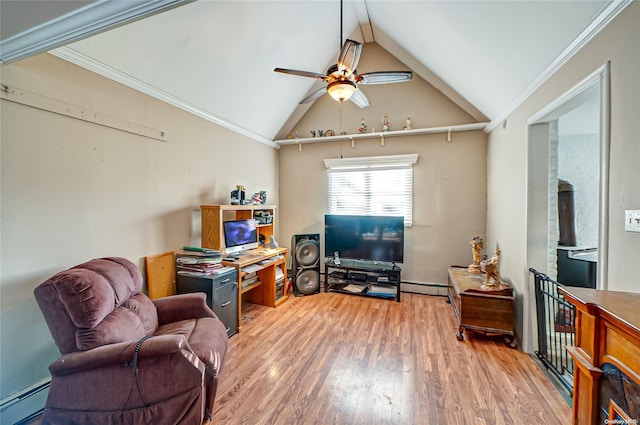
[468,236,484,274]
[481,249,502,290]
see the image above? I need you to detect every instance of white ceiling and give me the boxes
[1,0,625,144]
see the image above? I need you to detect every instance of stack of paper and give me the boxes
[368,284,396,298]
[343,284,367,293]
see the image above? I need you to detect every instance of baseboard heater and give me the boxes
[400,280,448,296]
[0,378,50,424]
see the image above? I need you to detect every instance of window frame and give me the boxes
[324,154,418,227]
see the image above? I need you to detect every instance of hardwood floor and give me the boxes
[212,292,571,425]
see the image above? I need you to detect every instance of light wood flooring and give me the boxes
[212,292,571,425]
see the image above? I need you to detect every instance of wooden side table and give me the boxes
[447,266,516,348]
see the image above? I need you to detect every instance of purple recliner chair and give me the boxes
[34,257,228,424]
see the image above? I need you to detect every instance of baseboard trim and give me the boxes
[401,281,448,297]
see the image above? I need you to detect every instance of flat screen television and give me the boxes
[324,214,404,264]
[223,219,258,255]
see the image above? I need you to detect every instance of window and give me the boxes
[324,154,418,227]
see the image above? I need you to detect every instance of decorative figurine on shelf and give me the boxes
[468,236,484,274]
[251,190,267,204]
[266,235,279,252]
[403,116,412,130]
[358,117,367,133]
[251,192,263,204]
[382,115,391,131]
[318,130,324,137]
[481,249,502,290]
[230,184,246,205]
[325,129,335,136]
[310,130,316,137]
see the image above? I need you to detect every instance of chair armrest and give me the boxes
[153,292,216,325]
[49,334,192,376]
[45,335,207,414]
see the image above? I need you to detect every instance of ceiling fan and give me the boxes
[273,1,412,108]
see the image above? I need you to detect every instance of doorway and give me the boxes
[523,63,610,352]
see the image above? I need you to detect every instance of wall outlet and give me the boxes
[625,210,640,232]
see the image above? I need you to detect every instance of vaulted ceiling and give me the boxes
[0,0,627,146]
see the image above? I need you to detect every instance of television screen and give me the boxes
[223,219,258,254]
[324,214,404,263]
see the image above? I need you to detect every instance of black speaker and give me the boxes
[291,233,321,296]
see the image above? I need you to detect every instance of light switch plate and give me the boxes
[625,210,640,232]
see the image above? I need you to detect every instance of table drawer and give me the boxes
[213,281,238,336]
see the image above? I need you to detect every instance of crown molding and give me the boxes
[50,48,279,149]
[0,0,192,64]
[486,0,632,133]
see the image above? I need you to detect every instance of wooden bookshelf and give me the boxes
[201,204,276,252]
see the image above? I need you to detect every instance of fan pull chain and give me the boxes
[339,102,342,132]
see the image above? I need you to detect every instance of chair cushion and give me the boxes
[54,258,140,328]
[76,293,158,351]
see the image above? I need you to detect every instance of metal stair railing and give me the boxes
[530,268,575,395]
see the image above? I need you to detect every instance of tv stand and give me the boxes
[324,259,401,302]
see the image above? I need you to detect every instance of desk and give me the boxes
[447,267,516,348]
[222,247,288,329]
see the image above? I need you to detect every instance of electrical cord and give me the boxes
[119,335,153,418]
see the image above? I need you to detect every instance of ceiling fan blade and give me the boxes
[349,88,369,108]
[299,87,328,104]
[274,68,327,81]
[337,39,362,75]
[355,71,413,85]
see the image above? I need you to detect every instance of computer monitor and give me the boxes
[223,219,258,255]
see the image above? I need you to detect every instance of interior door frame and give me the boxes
[522,62,610,352]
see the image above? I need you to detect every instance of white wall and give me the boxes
[557,105,600,249]
[557,133,599,248]
[0,53,279,422]
[487,2,640,351]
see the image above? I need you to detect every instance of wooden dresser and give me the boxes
[447,267,516,348]
[559,286,640,425]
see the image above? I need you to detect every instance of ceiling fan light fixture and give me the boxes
[327,80,356,102]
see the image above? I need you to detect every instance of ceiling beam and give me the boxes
[352,0,374,43]
[0,0,193,64]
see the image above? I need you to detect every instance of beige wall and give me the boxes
[487,2,640,350]
[0,53,279,409]
[279,42,487,285]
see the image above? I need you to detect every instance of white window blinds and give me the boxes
[324,154,418,227]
